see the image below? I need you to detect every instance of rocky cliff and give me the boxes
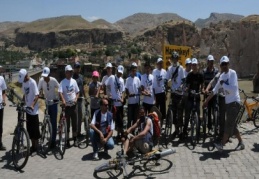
[15,28,123,51]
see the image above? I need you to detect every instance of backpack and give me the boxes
[147,112,161,145]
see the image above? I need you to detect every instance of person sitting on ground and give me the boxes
[122,106,153,156]
[90,98,115,160]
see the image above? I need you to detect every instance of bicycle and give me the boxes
[11,102,31,170]
[188,90,201,146]
[38,97,59,155]
[236,89,259,128]
[78,97,91,148]
[57,104,68,156]
[94,145,176,179]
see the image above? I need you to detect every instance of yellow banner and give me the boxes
[163,45,192,70]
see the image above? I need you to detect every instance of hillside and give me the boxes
[115,13,188,36]
[195,12,244,28]
[241,15,259,23]
[91,19,117,29]
[0,21,27,32]
[18,15,93,33]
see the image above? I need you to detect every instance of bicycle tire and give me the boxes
[253,108,259,128]
[58,119,67,156]
[202,109,207,143]
[214,110,219,139]
[94,161,119,172]
[190,112,198,146]
[40,117,53,155]
[12,128,30,170]
[164,109,173,146]
[85,109,90,147]
[144,158,173,172]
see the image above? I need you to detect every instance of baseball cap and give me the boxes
[207,55,214,61]
[18,69,27,83]
[41,67,50,77]
[74,62,81,68]
[157,58,163,63]
[185,58,192,64]
[92,71,99,77]
[106,62,113,68]
[220,56,229,64]
[131,62,137,67]
[65,65,73,71]
[191,58,198,64]
[117,65,124,74]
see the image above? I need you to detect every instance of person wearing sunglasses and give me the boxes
[203,56,244,152]
[38,67,60,148]
[90,98,115,160]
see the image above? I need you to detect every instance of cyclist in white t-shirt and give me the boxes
[58,65,80,147]
[125,62,141,128]
[152,58,167,121]
[38,67,59,148]
[141,62,155,114]
[0,75,7,150]
[106,65,125,139]
[18,69,40,154]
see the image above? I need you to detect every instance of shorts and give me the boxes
[26,113,41,140]
[127,134,151,154]
[225,102,240,136]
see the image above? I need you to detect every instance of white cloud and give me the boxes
[87,16,100,21]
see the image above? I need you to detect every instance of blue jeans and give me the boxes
[89,129,114,153]
[48,104,58,143]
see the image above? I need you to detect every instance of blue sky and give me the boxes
[1,0,258,23]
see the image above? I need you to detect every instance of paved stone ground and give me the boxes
[0,80,259,179]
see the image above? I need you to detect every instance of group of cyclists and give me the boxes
[0,51,245,161]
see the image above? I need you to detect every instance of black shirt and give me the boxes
[73,73,84,97]
[186,71,204,99]
[203,67,218,89]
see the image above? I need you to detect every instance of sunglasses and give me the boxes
[220,62,229,66]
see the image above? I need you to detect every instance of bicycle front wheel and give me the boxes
[253,108,259,128]
[164,109,173,146]
[144,158,173,172]
[58,119,67,156]
[190,112,199,146]
[12,128,30,170]
[40,117,53,155]
[94,161,123,179]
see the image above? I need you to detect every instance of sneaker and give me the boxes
[214,142,223,152]
[93,152,99,160]
[235,141,245,150]
[0,143,6,151]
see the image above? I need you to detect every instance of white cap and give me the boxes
[105,62,113,68]
[65,65,73,71]
[41,67,50,77]
[157,58,163,63]
[185,58,192,64]
[131,62,138,67]
[191,58,198,64]
[207,55,214,61]
[117,65,124,74]
[220,56,229,64]
[18,69,27,83]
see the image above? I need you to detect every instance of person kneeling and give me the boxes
[123,107,153,156]
[90,99,114,160]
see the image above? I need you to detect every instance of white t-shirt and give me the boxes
[141,74,155,104]
[22,78,39,115]
[91,111,115,130]
[106,75,125,107]
[166,65,185,90]
[212,69,240,104]
[102,74,113,96]
[38,77,59,100]
[125,76,141,104]
[58,78,79,104]
[0,76,7,109]
[152,68,167,94]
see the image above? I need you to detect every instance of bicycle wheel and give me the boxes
[79,110,90,149]
[164,109,173,146]
[94,161,123,179]
[190,112,199,146]
[58,119,67,156]
[144,158,173,172]
[253,108,259,128]
[12,128,30,170]
[202,109,207,143]
[40,117,53,155]
[214,110,219,137]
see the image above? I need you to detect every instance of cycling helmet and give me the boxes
[171,51,179,59]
